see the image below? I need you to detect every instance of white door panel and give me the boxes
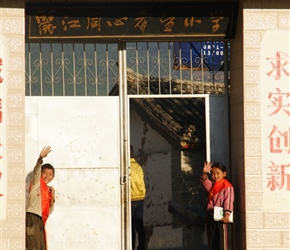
[25,97,121,250]
[46,207,121,250]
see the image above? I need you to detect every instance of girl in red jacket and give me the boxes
[200,161,234,250]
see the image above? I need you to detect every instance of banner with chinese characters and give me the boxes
[26,3,239,41]
[261,30,290,211]
[0,38,6,220]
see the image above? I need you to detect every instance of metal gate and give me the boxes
[25,41,230,250]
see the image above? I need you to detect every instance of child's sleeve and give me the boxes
[31,157,43,186]
[200,177,212,192]
[223,186,234,214]
[33,157,43,174]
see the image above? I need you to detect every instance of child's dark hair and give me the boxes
[211,162,227,173]
[41,163,55,175]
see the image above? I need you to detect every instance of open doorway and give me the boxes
[129,96,208,249]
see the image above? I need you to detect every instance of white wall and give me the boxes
[242,7,290,249]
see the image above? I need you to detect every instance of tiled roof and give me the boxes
[110,68,227,149]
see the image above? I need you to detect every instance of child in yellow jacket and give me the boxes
[130,145,146,250]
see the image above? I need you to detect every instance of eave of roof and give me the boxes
[110,68,227,150]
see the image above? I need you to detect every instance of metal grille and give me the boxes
[25,43,119,96]
[126,42,229,96]
[25,41,229,96]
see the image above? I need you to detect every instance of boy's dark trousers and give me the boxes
[26,212,46,250]
[131,200,146,250]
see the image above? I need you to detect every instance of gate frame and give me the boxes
[120,41,230,250]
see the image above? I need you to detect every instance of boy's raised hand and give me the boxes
[40,146,52,159]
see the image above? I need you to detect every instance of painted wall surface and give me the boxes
[242,4,290,250]
[25,97,121,250]
[0,33,7,220]
[0,4,26,250]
